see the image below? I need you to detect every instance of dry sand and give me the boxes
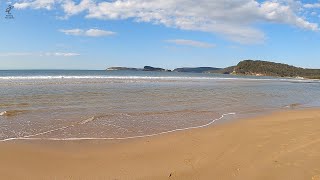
[1,109,320,180]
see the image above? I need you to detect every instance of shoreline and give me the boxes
[1,108,320,179]
[0,105,310,143]
[0,112,236,142]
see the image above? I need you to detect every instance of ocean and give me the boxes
[0,70,319,141]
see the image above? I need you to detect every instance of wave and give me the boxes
[0,75,318,82]
[0,112,235,142]
[0,75,252,80]
[0,110,28,117]
[0,111,6,116]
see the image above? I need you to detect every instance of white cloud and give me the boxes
[260,1,318,31]
[13,0,320,44]
[166,39,215,48]
[59,29,83,36]
[43,52,80,56]
[14,0,56,10]
[85,29,116,37]
[59,28,116,37]
[0,52,80,57]
[311,11,317,16]
[304,3,320,9]
[62,0,93,16]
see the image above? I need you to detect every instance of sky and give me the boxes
[1,0,320,70]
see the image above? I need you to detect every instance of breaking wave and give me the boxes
[0,75,318,83]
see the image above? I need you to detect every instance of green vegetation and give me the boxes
[229,60,320,79]
[235,60,303,77]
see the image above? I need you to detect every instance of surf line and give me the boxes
[0,113,236,142]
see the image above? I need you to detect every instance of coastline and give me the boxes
[1,108,320,179]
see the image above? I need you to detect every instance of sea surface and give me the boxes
[0,70,320,141]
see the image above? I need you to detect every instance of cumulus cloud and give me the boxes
[61,0,93,16]
[260,1,318,31]
[166,39,215,48]
[13,0,320,44]
[0,52,80,57]
[59,28,116,37]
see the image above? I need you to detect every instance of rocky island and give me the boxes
[173,67,221,73]
[106,60,320,79]
[106,66,171,72]
[106,67,140,71]
[143,66,168,72]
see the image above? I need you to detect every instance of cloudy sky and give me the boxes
[1,0,320,69]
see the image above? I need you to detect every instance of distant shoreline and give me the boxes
[106,60,320,79]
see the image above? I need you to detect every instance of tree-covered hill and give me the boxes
[235,60,303,77]
[233,60,320,79]
[208,60,320,79]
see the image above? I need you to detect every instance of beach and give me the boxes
[4,0,320,179]
[1,108,320,179]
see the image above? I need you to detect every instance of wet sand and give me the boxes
[1,108,320,179]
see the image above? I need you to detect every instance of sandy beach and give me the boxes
[1,108,320,180]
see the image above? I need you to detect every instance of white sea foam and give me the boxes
[0,112,235,142]
[0,111,7,116]
[80,116,96,125]
[0,75,245,80]
[0,75,318,83]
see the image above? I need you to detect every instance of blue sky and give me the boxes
[1,0,320,70]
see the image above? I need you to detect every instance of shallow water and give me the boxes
[0,70,319,141]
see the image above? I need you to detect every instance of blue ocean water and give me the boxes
[0,69,305,80]
[0,70,319,141]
